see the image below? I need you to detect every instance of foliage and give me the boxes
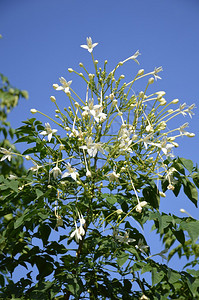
[0,37,198,299]
[0,71,28,177]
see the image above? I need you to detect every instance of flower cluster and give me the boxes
[2,37,195,249]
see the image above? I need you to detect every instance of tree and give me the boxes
[0,37,199,299]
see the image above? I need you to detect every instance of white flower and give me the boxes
[49,165,62,179]
[53,77,72,94]
[69,221,82,243]
[154,138,174,157]
[187,103,195,118]
[40,123,57,142]
[80,37,98,53]
[0,147,12,162]
[135,201,147,213]
[135,239,149,254]
[179,122,189,136]
[153,67,163,80]
[129,50,141,65]
[29,164,41,175]
[178,103,187,116]
[142,134,154,149]
[119,138,133,153]
[62,163,79,181]
[83,99,106,123]
[69,213,86,243]
[106,171,120,182]
[114,230,135,244]
[78,212,86,236]
[80,137,104,157]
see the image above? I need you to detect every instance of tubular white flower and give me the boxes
[53,77,72,94]
[80,37,98,53]
[40,123,57,142]
[62,163,79,181]
[80,137,104,157]
[49,165,62,179]
[153,66,163,80]
[135,239,149,253]
[106,171,120,182]
[0,147,12,162]
[83,99,106,123]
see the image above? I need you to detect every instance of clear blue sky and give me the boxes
[1,0,199,274]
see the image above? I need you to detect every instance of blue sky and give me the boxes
[1,0,199,275]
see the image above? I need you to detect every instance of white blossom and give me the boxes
[135,239,149,254]
[83,99,106,123]
[153,67,163,80]
[135,201,147,213]
[178,103,187,116]
[187,103,195,118]
[40,123,57,142]
[114,230,135,244]
[80,137,104,157]
[69,213,86,243]
[0,147,12,162]
[106,171,120,182]
[62,163,79,181]
[69,221,82,243]
[49,165,62,179]
[53,77,72,94]
[80,37,98,53]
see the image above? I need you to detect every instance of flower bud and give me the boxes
[68,68,73,72]
[88,73,94,80]
[94,60,98,64]
[50,96,56,103]
[148,77,154,84]
[139,91,144,98]
[53,84,59,89]
[112,99,118,106]
[138,69,144,76]
[159,99,167,106]
[172,142,179,147]
[167,184,174,190]
[86,170,91,177]
[30,109,37,114]
[65,127,70,131]
[55,109,59,113]
[79,62,83,67]
[66,91,71,96]
[75,102,79,108]
[159,191,166,198]
[25,155,31,160]
[167,109,173,113]
[156,91,166,100]
[109,93,114,100]
[59,144,65,150]
[186,132,195,137]
[171,98,179,104]
[120,75,125,79]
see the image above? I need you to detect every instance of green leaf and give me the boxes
[179,158,193,173]
[167,269,181,283]
[192,172,199,188]
[36,189,43,199]
[181,221,199,243]
[182,177,198,207]
[152,268,164,286]
[117,252,129,267]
